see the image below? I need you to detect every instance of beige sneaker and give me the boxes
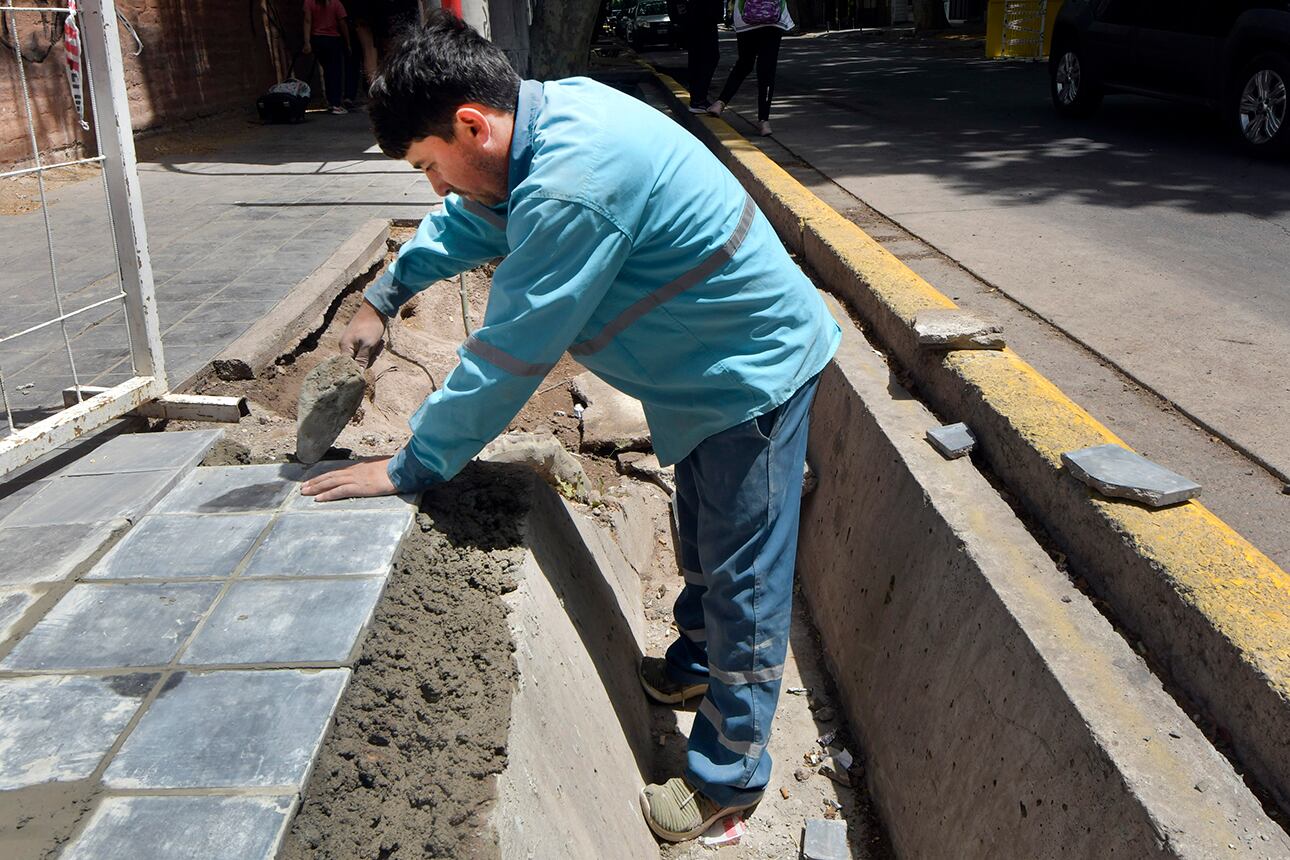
[639,777,761,842]
[706,99,725,117]
[639,656,707,705]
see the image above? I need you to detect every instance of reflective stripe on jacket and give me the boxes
[367,77,839,491]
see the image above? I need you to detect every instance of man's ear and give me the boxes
[455,106,492,144]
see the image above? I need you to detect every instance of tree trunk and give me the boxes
[527,0,602,78]
[913,0,949,29]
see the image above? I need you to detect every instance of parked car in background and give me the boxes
[606,0,630,37]
[1049,0,1290,154]
[626,0,679,50]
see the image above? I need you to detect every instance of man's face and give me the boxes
[405,108,510,207]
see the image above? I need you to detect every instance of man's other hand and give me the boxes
[340,300,387,367]
[301,457,397,502]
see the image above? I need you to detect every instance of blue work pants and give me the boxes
[664,373,819,807]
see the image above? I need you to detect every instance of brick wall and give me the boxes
[1,0,302,168]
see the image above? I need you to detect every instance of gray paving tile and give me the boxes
[87,513,272,580]
[0,673,156,789]
[151,464,305,514]
[103,668,349,789]
[182,578,385,665]
[4,471,182,526]
[287,461,420,512]
[62,430,223,476]
[243,510,412,578]
[0,479,50,524]
[0,587,40,640]
[62,795,295,860]
[2,582,221,670]
[0,520,127,585]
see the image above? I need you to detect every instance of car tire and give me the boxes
[1050,41,1103,118]
[1231,53,1290,156]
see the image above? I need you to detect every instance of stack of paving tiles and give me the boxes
[0,432,418,859]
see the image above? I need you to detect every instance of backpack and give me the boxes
[741,0,782,26]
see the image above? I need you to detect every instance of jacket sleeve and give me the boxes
[386,195,633,491]
[363,194,510,317]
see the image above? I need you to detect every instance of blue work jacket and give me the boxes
[366,77,841,491]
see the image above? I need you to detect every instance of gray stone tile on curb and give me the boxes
[1062,443,1202,507]
[152,464,305,514]
[0,673,156,789]
[286,460,420,512]
[926,422,977,459]
[0,520,127,585]
[0,479,48,525]
[0,587,40,640]
[88,514,272,580]
[61,430,223,476]
[2,583,221,670]
[61,795,295,860]
[103,668,349,789]
[243,510,412,578]
[802,818,849,860]
[913,308,1005,350]
[182,578,385,665]
[4,471,182,526]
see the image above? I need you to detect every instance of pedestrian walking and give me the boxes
[708,0,793,135]
[681,0,723,113]
[302,0,358,114]
[302,12,840,843]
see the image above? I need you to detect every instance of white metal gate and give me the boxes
[0,0,167,475]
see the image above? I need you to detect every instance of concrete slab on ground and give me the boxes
[0,587,39,640]
[4,470,182,526]
[103,669,349,790]
[87,513,273,580]
[181,578,385,665]
[61,430,224,476]
[153,464,305,515]
[242,510,412,577]
[1,582,221,670]
[0,521,126,585]
[573,371,651,453]
[62,795,296,860]
[0,673,154,789]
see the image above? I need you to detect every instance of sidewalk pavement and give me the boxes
[0,430,418,859]
[1,112,437,431]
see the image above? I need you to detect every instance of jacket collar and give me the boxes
[507,79,542,198]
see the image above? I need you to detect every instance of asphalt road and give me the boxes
[646,32,1290,565]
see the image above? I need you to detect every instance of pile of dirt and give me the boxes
[280,463,532,860]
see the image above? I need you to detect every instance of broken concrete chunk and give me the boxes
[802,460,818,496]
[802,818,849,860]
[480,432,595,504]
[616,451,676,496]
[926,422,976,459]
[572,372,651,454]
[296,356,366,465]
[1062,444,1201,507]
[914,308,1005,350]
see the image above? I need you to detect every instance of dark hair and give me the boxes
[368,11,521,158]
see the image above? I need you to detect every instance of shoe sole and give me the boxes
[638,788,761,842]
[640,676,708,706]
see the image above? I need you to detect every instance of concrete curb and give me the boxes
[492,470,658,859]
[645,70,1290,818]
[186,219,391,388]
[799,293,1290,858]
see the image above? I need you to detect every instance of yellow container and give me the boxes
[986,0,1063,59]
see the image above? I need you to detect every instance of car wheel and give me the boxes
[1232,53,1290,155]
[1050,42,1102,118]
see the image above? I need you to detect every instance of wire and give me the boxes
[116,10,141,55]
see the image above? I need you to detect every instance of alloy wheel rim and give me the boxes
[1239,68,1287,145]
[1056,52,1081,105]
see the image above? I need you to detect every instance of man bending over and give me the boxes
[301,12,840,843]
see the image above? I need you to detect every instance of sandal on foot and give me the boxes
[639,656,707,705]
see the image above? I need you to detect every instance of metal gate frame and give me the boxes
[0,0,168,475]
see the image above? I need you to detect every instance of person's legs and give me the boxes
[355,21,378,88]
[312,35,343,109]
[343,40,359,103]
[716,29,757,106]
[686,3,721,108]
[663,458,709,683]
[682,374,817,808]
[754,29,783,122]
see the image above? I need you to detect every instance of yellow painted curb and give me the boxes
[645,66,1290,807]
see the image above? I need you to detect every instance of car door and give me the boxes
[1088,0,1153,88]
[1133,0,1226,100]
